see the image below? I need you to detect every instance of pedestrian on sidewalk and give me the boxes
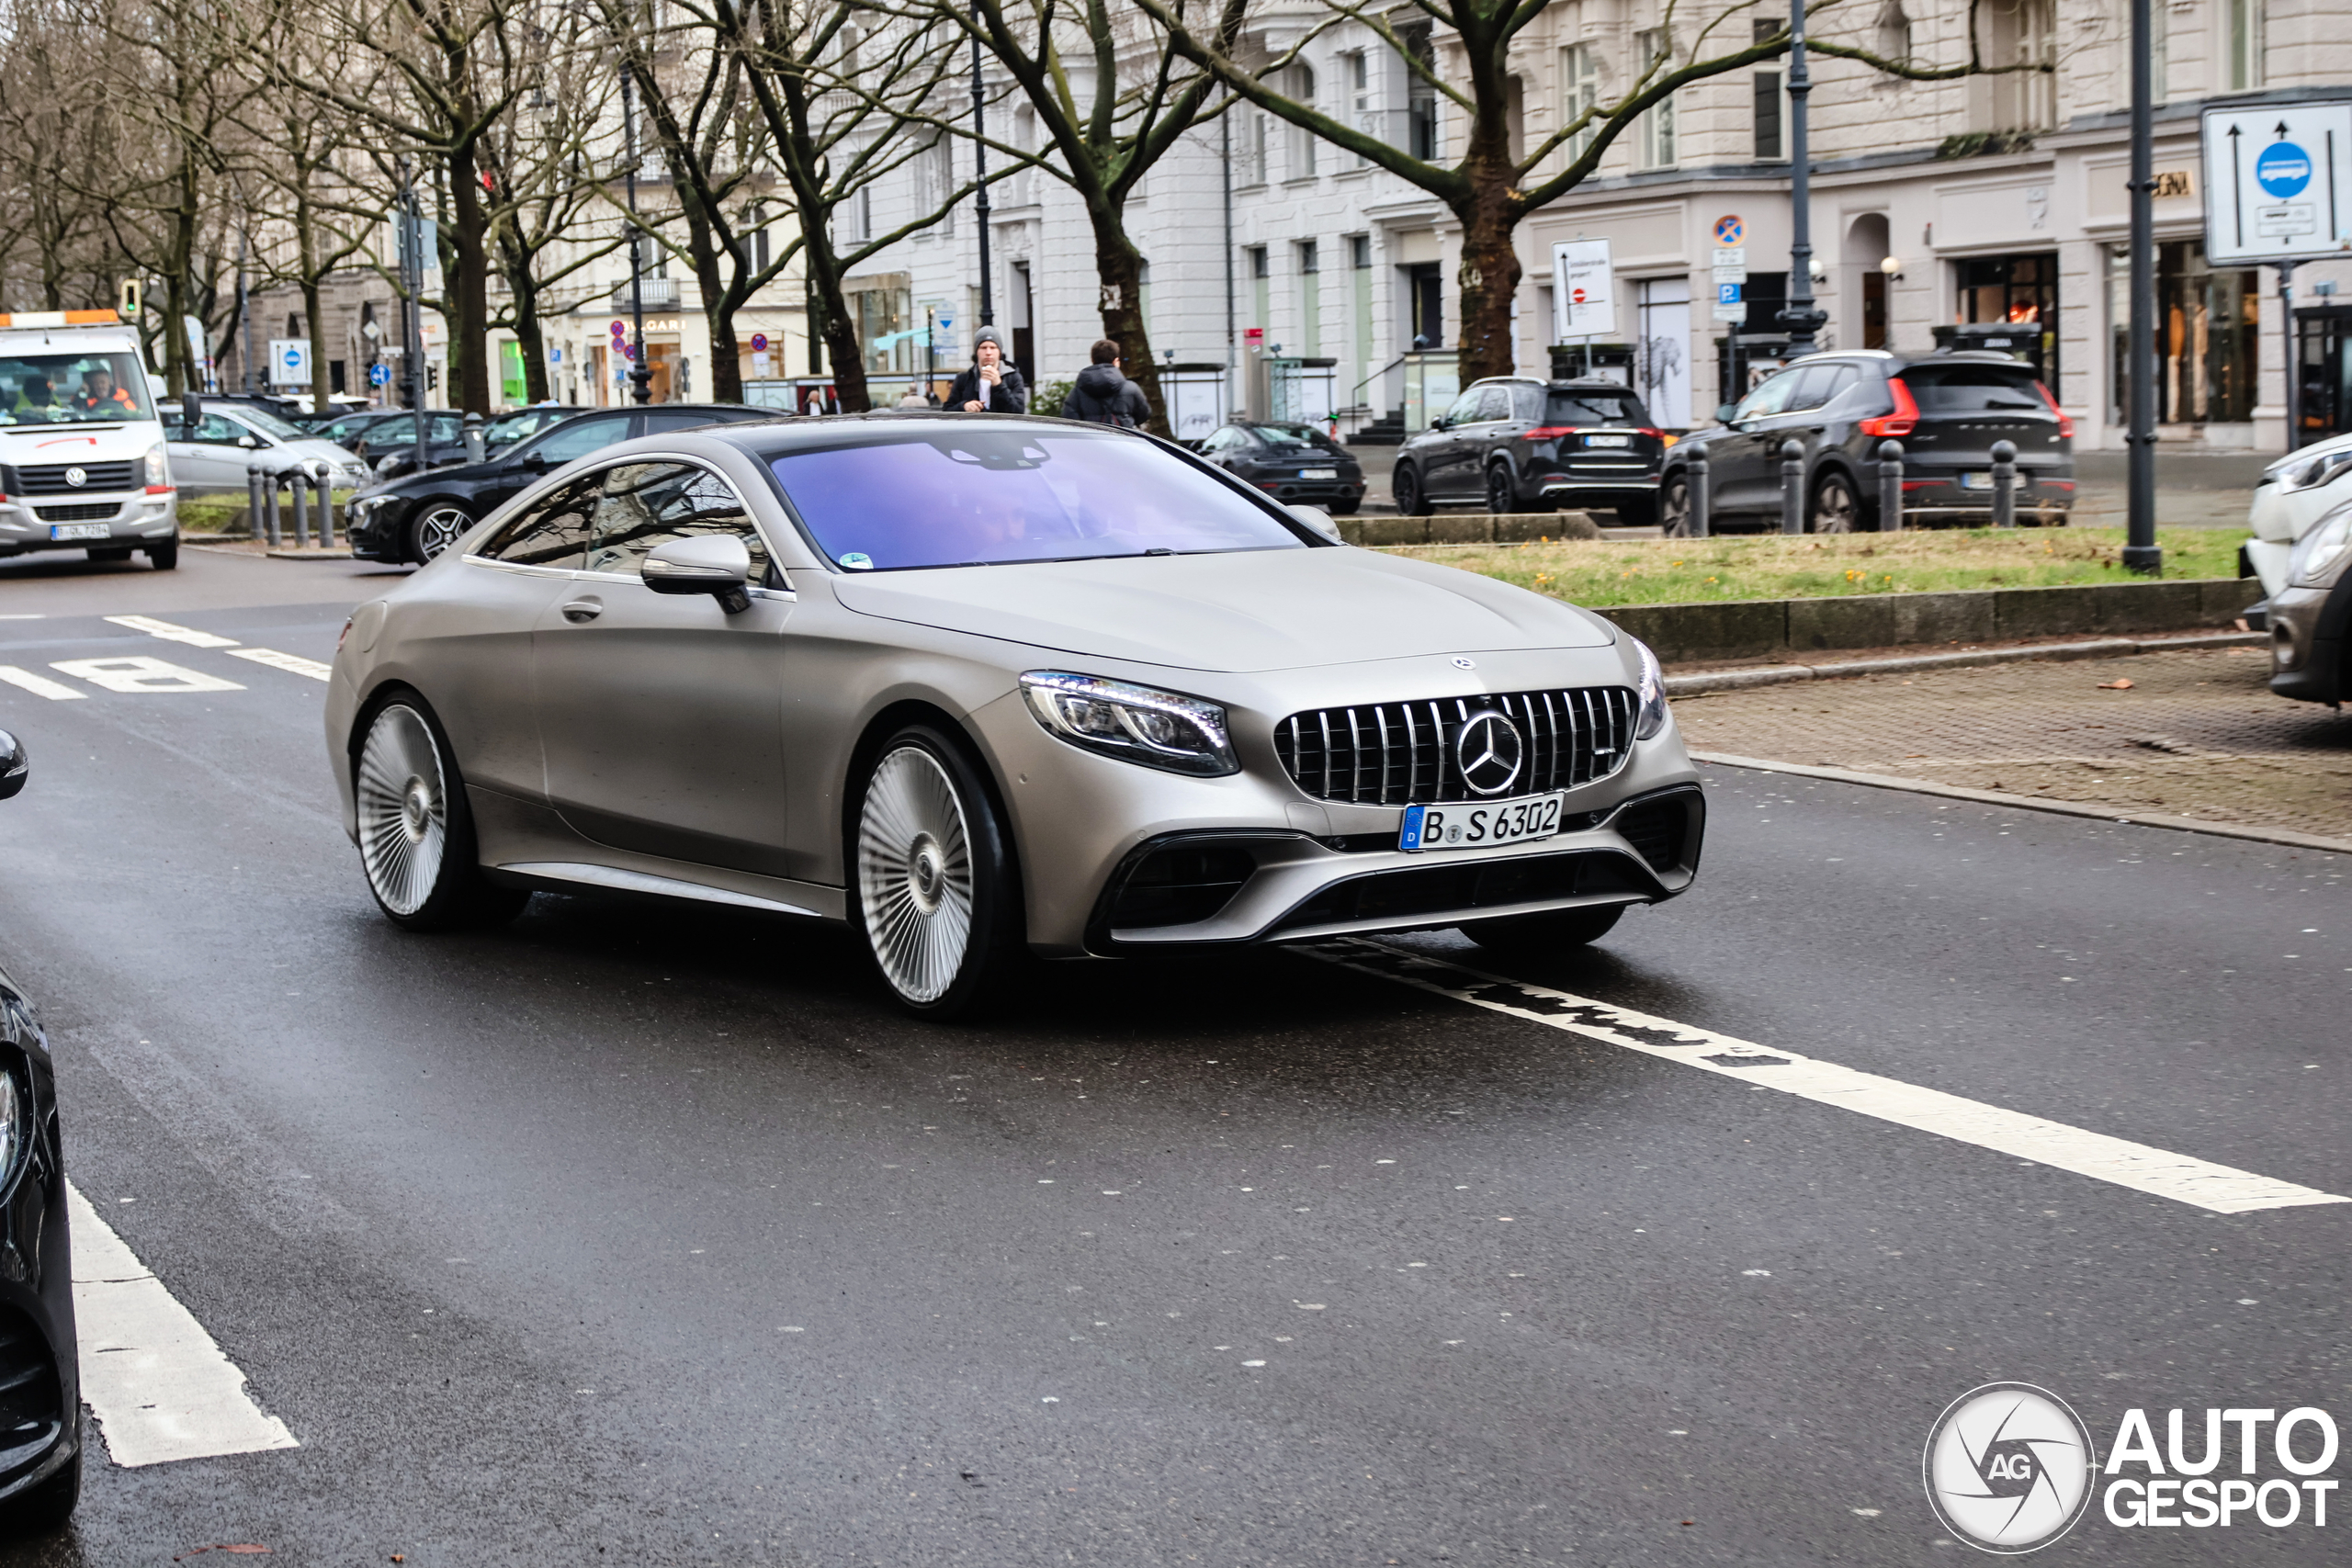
[1064,340,1149,429]
[945,327,1027,414]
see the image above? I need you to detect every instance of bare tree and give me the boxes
[1142,0,2030,386]
[0,0,123,312]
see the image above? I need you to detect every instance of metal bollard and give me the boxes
[263,469,283,547]
[464,412,486,465]
[1780,438,1806,535]
[1876,439,1905,533]
[312,461,335,547]
[1684,450,1711,539]
[1989,438,2018,528]
[290,468,311,550]
[246,464,266,542]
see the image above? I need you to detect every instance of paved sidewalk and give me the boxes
[1671,644,2352,841]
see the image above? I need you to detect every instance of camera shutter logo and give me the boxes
[1453,711,1524,796]
[1923,1382,2097,1553]
[64,467,86,488]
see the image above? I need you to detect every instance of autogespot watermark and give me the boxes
[1923,1383,2341,1553]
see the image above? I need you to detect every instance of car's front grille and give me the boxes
[0,1303,62,1483]
[1110,843,1257,930]
[1274,687,1637,805]
[34,503,119,523]
[1267,850,1649,937]
[14,461,138,495]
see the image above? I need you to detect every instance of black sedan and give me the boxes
[0,730,80,1531]
[344,404,776,564]
[1193,421,1365,513]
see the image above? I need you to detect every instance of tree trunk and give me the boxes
[300,190,332,417]
[1452,161,1524,388]
[514,276,549,402]
[705,290,743,403]
[1085,202,1167,435]
[804,242,868,412]
[447,140,492,415]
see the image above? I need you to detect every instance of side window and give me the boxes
[474,473,600,568]
[1442,389,1487,426]
[428,413,467,445]
[641,410,721,434]
[525,414,629,466]
[201,414,249,445]
[586,462,772,584]
[1782,363,1859,412]
[1475,386,1516,423]
[1815,366,1860,407]
[1733,371,1800,423]
[1510,384,1544,421]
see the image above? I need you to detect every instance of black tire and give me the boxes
[405,502,475,564]
[5,1444,78,1535]
[1459,903,1624,958]
[849,724,1024,1019]
[351,694,528,931]
[84,547,133,563]
[1613,496,1659,529]
[1485,464,1517,515]
[1809,472,1860,534]
[1660,475,1694,537]
[1329,499,1361,515]
[146,534,179,570]
[1393,464,1434,516]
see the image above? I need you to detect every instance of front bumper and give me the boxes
[1245,476,1366,506]
[0,1024,78,1506]
[2267,574,2350,705]
[342,497,410,562]
[0,492,177,555]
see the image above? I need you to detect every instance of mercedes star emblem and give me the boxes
[63,467,86,488]
[1451,656,1476,671]
[1453,711,1525,796]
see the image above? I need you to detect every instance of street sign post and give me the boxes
[368,364,390,388]
[1551,239,1614,343]
[267,339,311,388]
[2201,102,2352,265]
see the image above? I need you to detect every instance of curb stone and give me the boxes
[1664,631,2267,694]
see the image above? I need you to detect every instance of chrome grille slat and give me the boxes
[1273,685,1640,805]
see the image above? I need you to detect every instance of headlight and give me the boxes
[0,1069,20,1191]
[2290,507,2352,587]
[1630,637,1669,739]
[1020,671,1238,776]
[144,442,168,488]
[2276,449,2352,493]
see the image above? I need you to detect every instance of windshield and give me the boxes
[1251,423,1341,453]
[1544,389,1646,426]
[1898,364,2049,413]
[768,428,1313,571]
[0,351,155,425]
[233,405,309,441]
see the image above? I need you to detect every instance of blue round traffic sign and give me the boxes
[2257,141,2313,199]
[368,364,390,386]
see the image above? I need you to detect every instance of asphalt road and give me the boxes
[0,550,2342,1565]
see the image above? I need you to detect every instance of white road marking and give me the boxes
[101,615,238,649]
[67,1185,299,1467]
[0,666,87,701]
[225,648,333,682]
[1307,940,2350,1216]
[49,657,243,694]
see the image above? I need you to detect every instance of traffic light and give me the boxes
[426,366,439,391]
[118,278,142,318]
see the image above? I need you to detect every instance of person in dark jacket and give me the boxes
[1064,339,1149,428]
[944,326,1027,413]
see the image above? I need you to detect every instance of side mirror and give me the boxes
[0,729,27,801]
[516,450,551,471]
[1430,416,1450,432]
[1714,403,1738,424]
[641,534,752,613]
[1285,502,1344,543]
[236,434,258,448]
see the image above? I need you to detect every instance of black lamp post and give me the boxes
[2122,0,2161,573]
[1776,7,1827,355]
[971,9,993,329]
[620,59,653,405]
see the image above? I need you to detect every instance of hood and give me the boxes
[1073,363,1126,396]
[829,547,1614,673]
[277,439,367,468]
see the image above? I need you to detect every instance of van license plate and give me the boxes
[1400,792,1566,852]
[49,524,112,541]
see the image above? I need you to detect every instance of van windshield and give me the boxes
[0,351,155,425]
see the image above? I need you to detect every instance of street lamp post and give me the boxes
[2123,0,2161,573]
[620,59,653,405]
[396,156,428,472]
[971,10,993,329]
[1776,7,1827,356]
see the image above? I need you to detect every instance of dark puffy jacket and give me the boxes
[944,363,1027,413]
[1065,363,1149,427]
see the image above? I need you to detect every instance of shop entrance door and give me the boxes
[2295,305,2352,443]
[1955,254,2059,389]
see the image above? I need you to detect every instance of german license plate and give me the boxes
[1585,434,1632,447]
[1958,471,1993,491]
[1301,468,1338,479]
[1400,792,1566,852]
[49,523,111,541]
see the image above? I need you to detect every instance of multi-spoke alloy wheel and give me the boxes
[852,727,1021,1017]
[1810,475,1860,534]
[1660,477,1693,537]
[410,505,474,563]
[357,704,448,918]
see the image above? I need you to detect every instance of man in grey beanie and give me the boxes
[944,326,1028,413]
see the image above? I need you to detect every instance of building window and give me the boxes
[1876,2,1913,63]
[1752,19,1784,161]
[1635,30,1676,170]
[747,204,771,273]
[1349,237,1374,403]
[1298,240,1322,357]
[1983,0,2055,130]
[1239,111,1268,186]
[2227,0,2263,90]
[848,284,912,375]
[2109,241,2259,424]
[915,134,955,233]
[1248,245,1270,337]
[1560,44,1600,163]
[1403,25,1438,161]
[1347,51,1374,164]
[1289,62,1318,178]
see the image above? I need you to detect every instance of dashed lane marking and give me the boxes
[102,615,239,649]
[0,666,86,701]
[67,1185,299,1467]
[48,657,243,694]
[1306,939,2350,1216]
[224,647,333,682]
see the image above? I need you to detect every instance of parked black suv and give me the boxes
[344,403,775,563]
[1660,350,2075,534]
[1391,377,1667,523]
[1193,421,1366,513]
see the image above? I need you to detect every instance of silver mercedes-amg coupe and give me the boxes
[325,413,1705,1016]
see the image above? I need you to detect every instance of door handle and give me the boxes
[560,598,603,623]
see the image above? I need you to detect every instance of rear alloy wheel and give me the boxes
[1660,476,1694,537]
[1809,472,1860,534]
[1393,465,1433,516]
[406,504,474,564]
[853,727,1023,1018]
[1459,903,1624,958]
[1485,465,1516,514]
[354,697,526,931]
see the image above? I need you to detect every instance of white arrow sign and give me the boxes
[2201,101,2352,266]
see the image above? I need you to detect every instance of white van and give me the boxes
[0,312,180,570]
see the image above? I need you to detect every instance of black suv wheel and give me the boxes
[1485,465,1516,514]
[1393,465,1433,516]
